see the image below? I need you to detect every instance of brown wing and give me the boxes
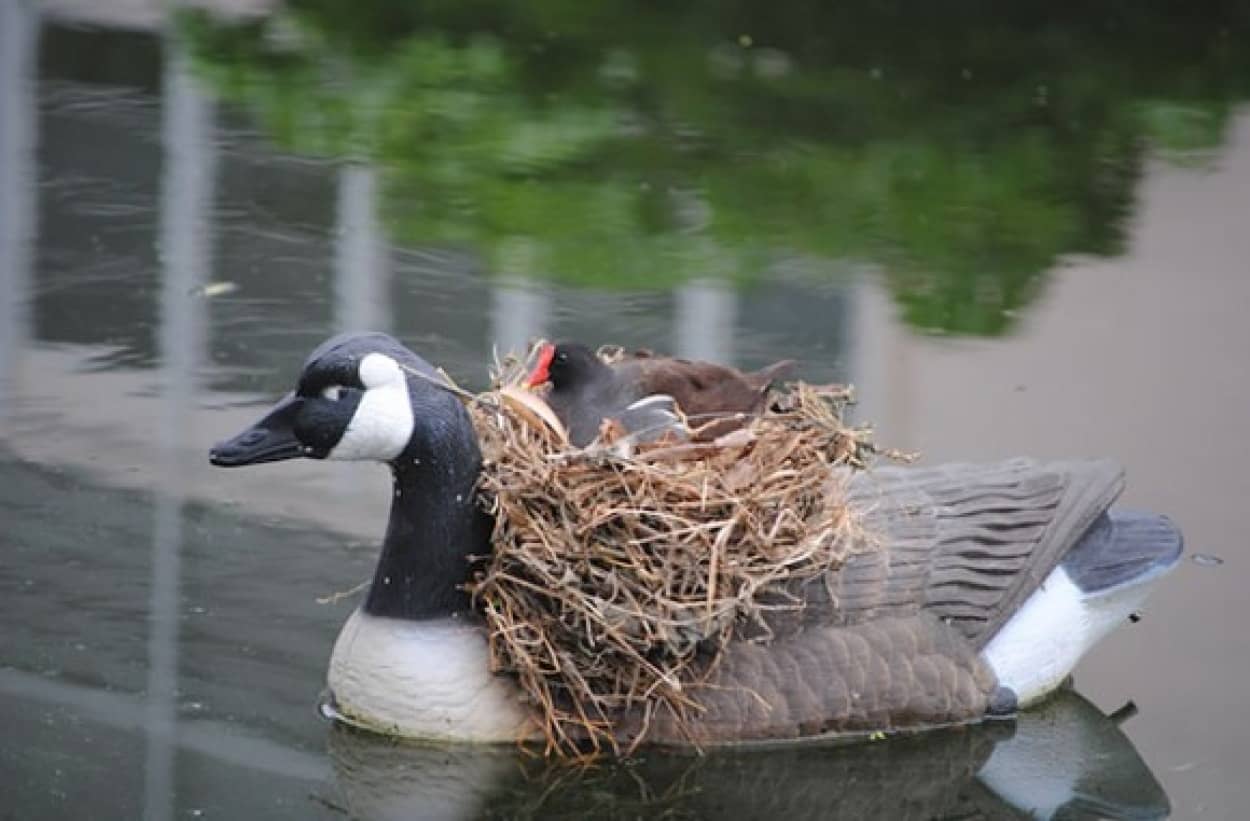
[625,358,772,441]
[639,615,999,744]
[629,459,1125,744]
[747,459,1122,645]
[825,458,1124,647]
[742,359,797,391]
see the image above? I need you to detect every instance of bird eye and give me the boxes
[555,352,568,363]
[321,385,345,401]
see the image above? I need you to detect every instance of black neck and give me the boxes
[363,445,492,621]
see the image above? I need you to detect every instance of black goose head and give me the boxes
[526,341,610,392]
[212,333,490,620]
[210,332,466,469]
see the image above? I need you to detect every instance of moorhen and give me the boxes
[525,341,796,446]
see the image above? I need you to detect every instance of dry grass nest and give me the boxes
[461,349,897,757]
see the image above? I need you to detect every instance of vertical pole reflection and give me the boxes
[675,278,737,364]
[145,39,215,821]
[334,163,390,333]
[0,0,38,429]
[491,277,549,356]
[333,163,390,503]
[491,238,550,355]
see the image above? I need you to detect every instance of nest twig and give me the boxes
[464,350,884,758]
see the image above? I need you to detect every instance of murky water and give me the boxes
[2,3,1248,818]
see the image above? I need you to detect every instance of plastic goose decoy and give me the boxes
[209,332,1182,747]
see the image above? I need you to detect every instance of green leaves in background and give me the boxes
[181,1,1250,334]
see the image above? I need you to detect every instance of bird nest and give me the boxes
[464,354,888,757]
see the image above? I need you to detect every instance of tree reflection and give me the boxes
[182,0,1250,334]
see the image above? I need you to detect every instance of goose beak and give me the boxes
[209,392,308,467]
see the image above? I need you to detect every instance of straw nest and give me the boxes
[463,350,889,757]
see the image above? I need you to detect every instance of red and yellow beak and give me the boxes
[526,343,555,388]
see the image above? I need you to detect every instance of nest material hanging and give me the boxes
[465,352,887,757]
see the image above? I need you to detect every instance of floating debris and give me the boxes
[316,579,370,605]
[190,281,239,299]
[1191,553,1224,567]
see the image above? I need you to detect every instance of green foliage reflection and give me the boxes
[181,1,1250,334]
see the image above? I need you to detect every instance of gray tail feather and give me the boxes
[745,359,798,390]
[1061,510,1184,594]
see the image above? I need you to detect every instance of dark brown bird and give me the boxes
[525,341,796,446]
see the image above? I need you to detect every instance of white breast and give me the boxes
[326,609,533,742]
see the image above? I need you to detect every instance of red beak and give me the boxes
[526,343,555,387]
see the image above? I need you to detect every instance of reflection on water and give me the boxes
[327,690,1167,820]
[179,0,1250,336]
[2,2,1249,818]
[0,0,37,421]
[144,37,216,821]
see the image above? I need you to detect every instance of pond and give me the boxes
[2,1,1247,818]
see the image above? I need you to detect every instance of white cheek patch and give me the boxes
[359,352,404,389]
[327,353,415,462]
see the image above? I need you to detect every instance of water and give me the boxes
[2,2,1247,818]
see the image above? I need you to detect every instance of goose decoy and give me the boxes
[209,332,1183,748]
[525,341,796,446]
